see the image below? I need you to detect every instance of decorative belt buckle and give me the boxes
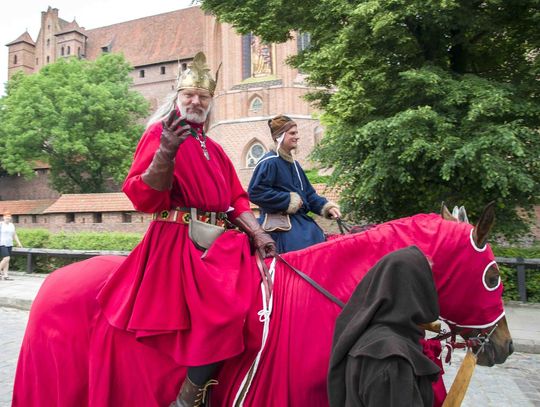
[182,212,191,224]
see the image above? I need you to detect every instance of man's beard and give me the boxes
[179,103,212,123]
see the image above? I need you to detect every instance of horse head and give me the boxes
[439,202,513,366]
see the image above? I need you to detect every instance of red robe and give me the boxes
[96,120,259,366]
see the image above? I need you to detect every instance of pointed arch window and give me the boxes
[297,32,311,52]
[249,97,263,113]
[61,46,65,56]
[13,55,18,64]
[67,46,71,55]
[246,142,267,168]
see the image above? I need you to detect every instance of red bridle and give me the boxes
[433,322,499,363]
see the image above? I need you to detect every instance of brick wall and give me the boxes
[15,211,151,234]
[0,171,60,200]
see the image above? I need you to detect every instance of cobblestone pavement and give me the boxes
[1,308,540,407]
[0,308,27,407]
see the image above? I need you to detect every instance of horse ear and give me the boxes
[473,202,496,248]
[458,206,469,224]
[441,202,456,221]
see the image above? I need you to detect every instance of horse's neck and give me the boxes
[348,214,458,282]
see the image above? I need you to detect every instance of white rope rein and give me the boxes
[232,258,276,407]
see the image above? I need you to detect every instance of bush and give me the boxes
[493,245,540,303]
[12,230,142,273]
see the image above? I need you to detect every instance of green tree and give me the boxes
[202,0,540,236]
[0,54,149,193]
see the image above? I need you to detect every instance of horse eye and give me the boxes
[484,265,500,289]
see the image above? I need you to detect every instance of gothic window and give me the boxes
[297,32,311,52]
[13,55,17,64]
[246,142,266,168]
[67,46,71,55]
[241,34,252,80]
[47,38,50,47]
[77,47,81,57]
[249,97,263,113]
[61,47,64,56]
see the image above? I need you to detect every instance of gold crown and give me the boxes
[176,52,220,96]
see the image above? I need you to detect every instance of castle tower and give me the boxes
[55,19,87,59]
[202,13,321,183]
[6,31,36,79]
[34,6,71,70]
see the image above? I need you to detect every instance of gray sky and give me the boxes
[1,0,195,96]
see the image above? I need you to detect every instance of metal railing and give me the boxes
[11,247,130,274]
[496,257,540,303]
[10,249,540,302]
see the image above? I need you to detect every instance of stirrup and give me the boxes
[171,377,219,407]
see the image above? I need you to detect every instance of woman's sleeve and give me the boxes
[248,159,292,213]
[361,358,424,407]
[122,123,172,213]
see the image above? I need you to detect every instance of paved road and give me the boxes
[1,307,540,407]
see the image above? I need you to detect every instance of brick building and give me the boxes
[6,5,322,191]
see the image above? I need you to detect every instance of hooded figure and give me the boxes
[328,246,441,407]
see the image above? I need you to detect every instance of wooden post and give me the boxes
[516,257,527,303]
[26,252,34,274]
[442,351,477,407]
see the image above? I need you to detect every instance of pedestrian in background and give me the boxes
[0,212,23,280]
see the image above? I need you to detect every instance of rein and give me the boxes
[275,254,345,308]
[433,323,499,363]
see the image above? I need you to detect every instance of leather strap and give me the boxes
[256,254,273,306]
[275,254,345,308]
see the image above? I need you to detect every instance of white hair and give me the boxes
[146,91,214,128]
[146,92,178,128]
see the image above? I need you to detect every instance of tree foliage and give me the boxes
[0,54,148,193]
[202,0,540,236]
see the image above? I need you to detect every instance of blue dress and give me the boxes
[248,152,329,253]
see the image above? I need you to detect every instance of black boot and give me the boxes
[170,377,218,407]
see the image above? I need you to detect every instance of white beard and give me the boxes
[179,102,212,123]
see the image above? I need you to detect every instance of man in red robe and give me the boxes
[96,52,276,406]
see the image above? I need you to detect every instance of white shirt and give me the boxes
[0,222,16,246]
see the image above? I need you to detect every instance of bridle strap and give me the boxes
[255,253,273,307]
[275,254,345,308]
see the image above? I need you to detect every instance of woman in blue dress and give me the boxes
[248,115,341,253]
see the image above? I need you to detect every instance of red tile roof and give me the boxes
[84,7,204,67]
[6,31,35,46]
[0,199,56,215]
[55,19,86,36]
[43,193,135,213]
